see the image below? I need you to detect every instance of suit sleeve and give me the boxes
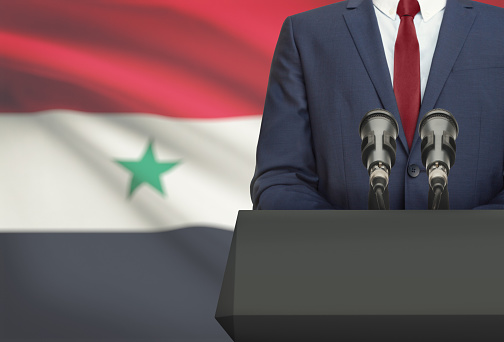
[472,182,504,209]
[250,17,336,210]
[472,197,504,209]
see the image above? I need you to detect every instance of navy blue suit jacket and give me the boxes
[251,0,504,209]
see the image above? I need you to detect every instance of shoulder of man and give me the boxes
[289,1,349,25]
[464,0,504,18]
[468,0,504,33]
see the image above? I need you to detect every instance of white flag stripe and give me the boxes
[0,110,261,231]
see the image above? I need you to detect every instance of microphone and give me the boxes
[418,109,459,210]
[359,109,399,210]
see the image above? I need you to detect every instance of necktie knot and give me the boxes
[397,0,420,18]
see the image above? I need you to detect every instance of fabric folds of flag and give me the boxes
[0,0,337,230]
[0,1,337,341]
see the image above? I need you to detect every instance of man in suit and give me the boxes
[251,0,504,210]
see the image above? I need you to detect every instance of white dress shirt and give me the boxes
[373,0,446,101]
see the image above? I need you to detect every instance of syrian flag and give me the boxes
[1,0,338,231]
[0,0,337,341]
[1,0,502,341]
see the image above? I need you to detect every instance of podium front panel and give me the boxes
[216,210,504,341]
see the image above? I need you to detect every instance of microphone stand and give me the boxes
[368,185,390,210]
[428,187,450,210]
[367,162,390,210]
[418,109,459,211]
[425,159,452,210]
[359,109,399,211]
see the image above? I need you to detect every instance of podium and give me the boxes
[216,210,504,342]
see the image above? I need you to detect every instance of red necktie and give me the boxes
[394,0,421,149]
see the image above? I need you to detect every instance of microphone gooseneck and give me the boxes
[359,109,399,210]
[418,109,459,210]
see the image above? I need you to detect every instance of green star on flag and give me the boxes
[116,140,180,197]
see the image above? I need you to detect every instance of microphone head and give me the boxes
[359,109,399,171]
[359,109,399,140]
[419,109,459,140]
[418,109,459,171]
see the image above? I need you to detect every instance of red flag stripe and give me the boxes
[0,0,502,117]
[0,0,335,117]
[0,31,262,118]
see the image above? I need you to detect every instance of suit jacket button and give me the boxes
[408,164,420,178]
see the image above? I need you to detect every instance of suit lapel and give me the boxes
[411,0,477,152]
[343,0,408,152]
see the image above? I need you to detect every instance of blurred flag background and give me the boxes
[0,0,502,341]
[0,0,337,231]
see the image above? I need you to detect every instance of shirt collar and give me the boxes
[373,0,446,22]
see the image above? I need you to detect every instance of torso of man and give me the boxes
[251,0,504,210]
